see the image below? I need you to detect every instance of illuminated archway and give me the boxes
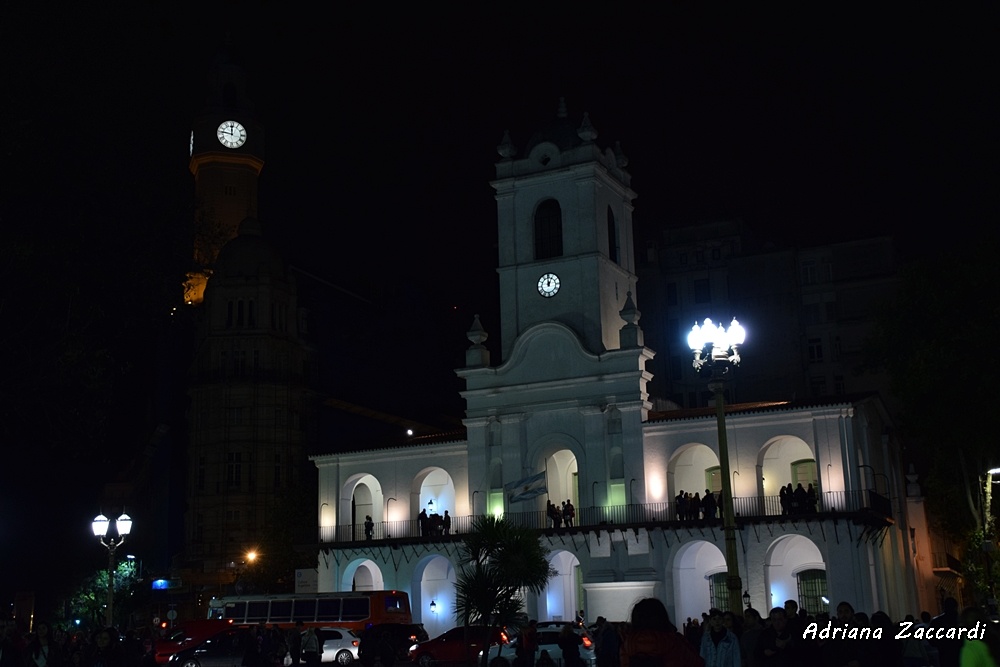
[413,554,457,639]
[668,443,719,504]
[671,540,726,623]
[538,550,581,622]
[340,558,385,592]
[759,436,815,499]
[341,473,384,540]
[763,534,826,613]
[411,467,457,522]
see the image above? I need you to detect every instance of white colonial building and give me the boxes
[310,103,928,637]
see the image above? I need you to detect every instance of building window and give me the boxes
[809,376,827,397]
[680,252,688,266]
[694,279,711,304]
[248,300,256,327]
[534,199,563,260]
[695,250,705,264]
[712,248,721,260]
[834,375,845,395]
[227,453,242,486]
[669,355,682,381]
[666,283,678,306]
[237,300,245,326]
[808,338,824,362]
[607,206,619,264]
[797,569,828,615]
[709,572,730,611]
[705,466,722,494]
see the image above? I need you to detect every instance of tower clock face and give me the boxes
[537,273,560,297]
[217,120,247,149]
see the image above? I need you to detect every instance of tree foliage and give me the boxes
[455,516,556,667]
[54,560,147,632]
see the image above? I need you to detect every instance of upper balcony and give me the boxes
[318,489,892,544]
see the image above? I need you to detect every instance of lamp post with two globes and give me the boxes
[688,317,746,614]
[92,513,133,628]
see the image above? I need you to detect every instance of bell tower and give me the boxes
[185,50,265,304]
[492,99,638,360]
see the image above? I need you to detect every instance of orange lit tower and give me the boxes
[185,51,265,304]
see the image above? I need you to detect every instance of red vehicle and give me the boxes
[408,626,509,667]
[206,591,412,634]
[153,620,234,664]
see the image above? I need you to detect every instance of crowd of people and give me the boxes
[779,482,819,516]
[675,490,720,521]
[578,596,1000,667]
[0,620,316,667]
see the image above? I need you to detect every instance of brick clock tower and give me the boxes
[185,52,265,305]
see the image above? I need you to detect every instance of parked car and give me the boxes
[155,621,235,664]
[357,623,428,667]
[480,623,596,667]
[318,627,360,665]
[167,628,249,667]
[409,626,509,667]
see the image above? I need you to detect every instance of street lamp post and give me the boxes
[92,513,133,628]
[689,317,746,614]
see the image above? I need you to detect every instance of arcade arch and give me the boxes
[763,534,827,614]
[412,467,456,524]
[340,558,385,592]
[413,554,457,638]
[759,436,816,498]
[671,540,726,623]
[538,550,582,622]
[668,443,720,501]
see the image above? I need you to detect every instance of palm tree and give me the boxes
[455,515,556,667]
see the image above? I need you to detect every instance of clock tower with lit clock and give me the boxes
[186,51,265,304]
[491,99,639,360]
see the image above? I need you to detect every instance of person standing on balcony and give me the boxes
[703,490,718,520]
[676,491,688,521]
[564,500,575,527]
[779,485,790,516]
[806,484,817,513]
[364,515,374,540]
[443,510,451,535]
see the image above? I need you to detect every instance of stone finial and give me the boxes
[619,291,644,348]
[465,314,491,367]
[557,96,568,119]
[614,140,629,168]
[577,112,598,143]
[497,130,517,159]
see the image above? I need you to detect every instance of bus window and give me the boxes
[292,599,316,622]
[341,598,368,621]
[316,599,341,622]
[247,601,269,623]
[270,600,293,623]
[384,595,404,613]
[224,602,246,623]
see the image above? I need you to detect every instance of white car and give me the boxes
[318,627,360,665]
[480,623,596,667]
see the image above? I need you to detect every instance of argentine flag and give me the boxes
[506,471,548,503]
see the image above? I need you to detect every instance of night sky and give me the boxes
[2,5,997,612]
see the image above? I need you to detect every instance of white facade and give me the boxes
[310,104,923,631]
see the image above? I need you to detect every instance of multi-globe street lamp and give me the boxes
[688,317,746,614]
[92,513,133,628]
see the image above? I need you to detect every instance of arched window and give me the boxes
[534,199,563,259]
[607,206,619,264]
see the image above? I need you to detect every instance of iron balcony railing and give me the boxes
[318,489,891,544]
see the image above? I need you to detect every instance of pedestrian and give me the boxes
[418,509,428,536]
[516,620,538,667]
[300,628,319,667]
[287,622,303,666]
[364,515,374,540]
[703,489,718,520]
[564,500,575,527]
[700,608,740,667]
[620,598,701,667]
[442,510,451,535]
[556,624,583,667]
[677,491,688,521]
[779,484,790,516]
